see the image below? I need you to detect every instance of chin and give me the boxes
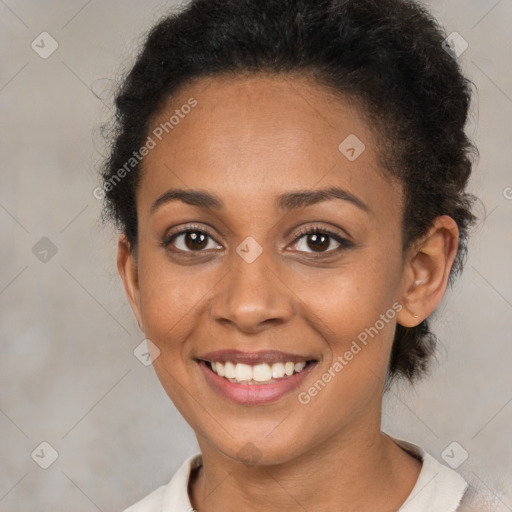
[199,426,314,468]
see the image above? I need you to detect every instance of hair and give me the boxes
[100,0,479,384]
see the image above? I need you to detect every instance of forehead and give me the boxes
[137,73,400,218]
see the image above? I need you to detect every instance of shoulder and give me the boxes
[388,434,503,512]
[388,435,468,511]
[457,481,506,511]
[122,485,167,512]
[121,453,202,512]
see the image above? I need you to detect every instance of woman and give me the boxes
[100,0,494,509]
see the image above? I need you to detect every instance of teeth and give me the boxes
[284,362,295,376]
[235,363,253,382]
[272,362,285,379]
[294,362,306,373]
[253,363,272,382]
[225,361,236,379]
[215,361,225,377]
[208,360,309,384]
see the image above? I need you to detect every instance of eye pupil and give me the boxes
[185,231,208,250]
[307,233,329,252]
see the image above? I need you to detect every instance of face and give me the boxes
[120,73,410,465]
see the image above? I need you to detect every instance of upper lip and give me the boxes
[197,350,316,365]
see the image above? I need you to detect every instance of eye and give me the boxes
[290,225,352,255]
[161,224,352,256]
[162,224,221,253]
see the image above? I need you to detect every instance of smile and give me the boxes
[196,350,318,405]
[206,360,311,385]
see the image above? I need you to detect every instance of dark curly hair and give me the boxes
[100,0,479,385]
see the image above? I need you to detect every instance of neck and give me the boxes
[189,415,421,512]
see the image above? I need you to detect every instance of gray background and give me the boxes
[1,0,511,510]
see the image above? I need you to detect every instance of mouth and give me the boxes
[195,350,318,404]
[202,359,315,385]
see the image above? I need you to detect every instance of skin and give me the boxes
[117,72,459,511]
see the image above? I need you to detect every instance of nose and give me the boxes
[209,248,295,334]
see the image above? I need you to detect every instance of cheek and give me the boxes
[137,252,193,347]
[293,254,400,341]
[293,271,399,432]
[291,249,402,392]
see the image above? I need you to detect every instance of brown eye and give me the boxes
[164,227,221,253]
[290,227,352,255]
[303,233,331,252]
[294,232,340,253]
[182,231,209,251]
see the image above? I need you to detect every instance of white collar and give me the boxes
[152,435,468,511]
[390,436,468,511]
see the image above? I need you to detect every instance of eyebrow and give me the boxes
[150,186,370,215]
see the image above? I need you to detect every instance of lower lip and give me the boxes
[198,361,316,405]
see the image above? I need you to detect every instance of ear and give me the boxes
[397,215,459,328]
[117,234,144,331]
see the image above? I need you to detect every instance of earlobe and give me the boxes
[397,216,459,328]
[117,234,144,331]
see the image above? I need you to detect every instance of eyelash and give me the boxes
[161,223,353,257]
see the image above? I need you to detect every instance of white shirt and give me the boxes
[122,436,470,512]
